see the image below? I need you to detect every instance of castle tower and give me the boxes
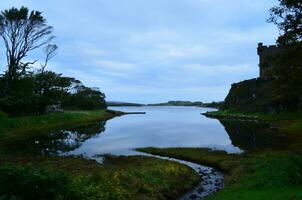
[257,43,281,79]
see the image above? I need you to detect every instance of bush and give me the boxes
[0,111,7,121]
[0,164,84,200]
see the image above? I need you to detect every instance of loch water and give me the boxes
[4,106,286,158]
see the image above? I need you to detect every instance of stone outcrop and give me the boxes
[222,78,298,113]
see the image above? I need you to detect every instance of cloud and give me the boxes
[94,60,136,72]
[0,0,280,103]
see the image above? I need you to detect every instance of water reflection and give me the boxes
[219,120,287,151]
[1,107,287,157]
[67,107,242,156]
[2,121,106,155]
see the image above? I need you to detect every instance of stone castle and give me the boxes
[257,43,282,79]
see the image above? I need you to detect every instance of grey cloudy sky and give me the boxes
[0,0,279,103]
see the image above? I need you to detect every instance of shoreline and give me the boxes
[203,110,302,121]
[0,109,125,136]
[135,150,224,200]
[137,145,302,199]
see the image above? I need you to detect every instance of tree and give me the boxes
[34,71,76,111]
[40,44,58,73]
[268,0,302,111]
[63,86,107,110]
[0,7,54,93]
[269,0,302,45]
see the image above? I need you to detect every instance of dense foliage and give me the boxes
[0,70,107,116]
[269,0,302,45]
[0,7,106,116]
[268,0,302,112]
[0,164,83,200]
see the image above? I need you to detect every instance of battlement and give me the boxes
[258,43,281,56]
[257,43,282,79]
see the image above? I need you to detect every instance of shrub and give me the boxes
[0,111,7,120]
[0,164,84,200]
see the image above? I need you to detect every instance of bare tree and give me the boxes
[40,44,58,73]
[0,7,54,93]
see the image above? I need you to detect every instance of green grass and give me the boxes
[205,110,302,121]
[0,155,200,200]
[138,147,245,185]
[0,110,123,136]
[138,148,302,200]
[137,147,241,173]
[209,153,302,200]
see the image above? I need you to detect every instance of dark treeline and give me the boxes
[0,7,106,116]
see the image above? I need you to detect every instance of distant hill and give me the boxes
[203,101,224,109]
[106,101,145,107]
[148,101,203,107]
[147,101,223,108]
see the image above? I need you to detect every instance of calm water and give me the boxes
[5,106,286,157]
[66,106,242,157]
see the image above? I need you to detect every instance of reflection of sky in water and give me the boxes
[67,106,242,157]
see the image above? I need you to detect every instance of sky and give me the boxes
[0,0,279,103]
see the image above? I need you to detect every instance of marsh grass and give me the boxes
[138,148,302,200]
[0,155,200,200]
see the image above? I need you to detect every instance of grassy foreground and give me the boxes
[138,148,302,200]
[0,110,123,135]
[0,155,200,200]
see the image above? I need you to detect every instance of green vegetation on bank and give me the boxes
[0,155,200,200]
[204,110,302,151]
[138,148,302,200]
[204,110,302,121]
[209,154,302,200]
[137,148,240,175]
[0,110,123,136]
